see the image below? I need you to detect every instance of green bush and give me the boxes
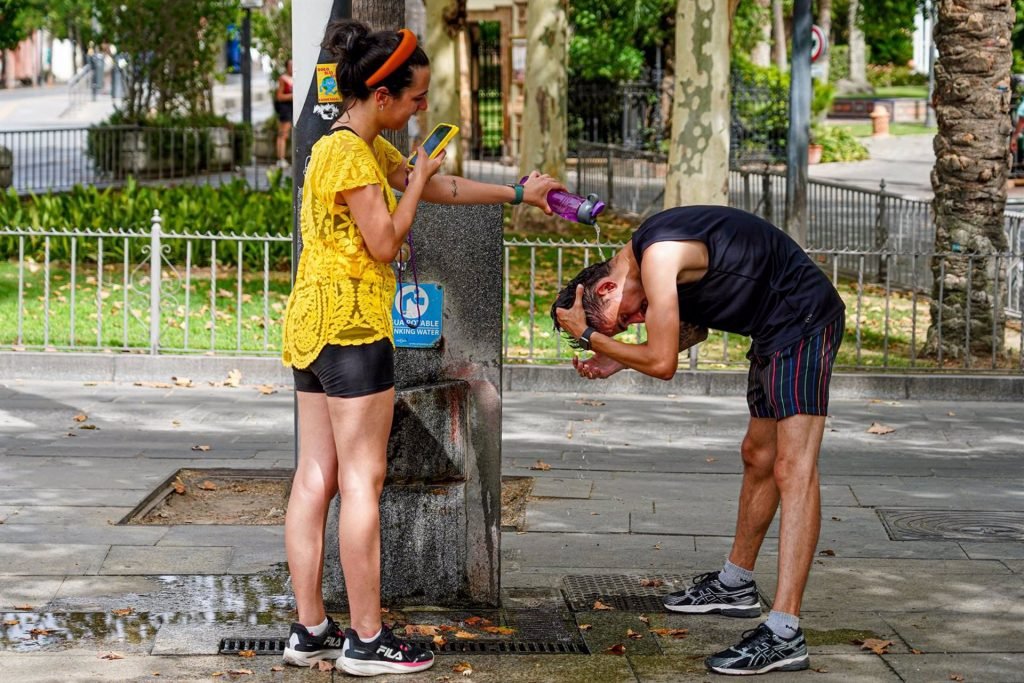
[0,176,292,269]
[867,64,928,89]
[811,124,870,163]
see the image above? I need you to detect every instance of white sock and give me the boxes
[305,617,329,637]
[358,627,382,644]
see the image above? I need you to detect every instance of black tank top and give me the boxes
[631,206,845,354]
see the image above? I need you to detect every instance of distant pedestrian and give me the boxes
[552,205,845,676]
[279,20,563,676]
[274,59,293,168]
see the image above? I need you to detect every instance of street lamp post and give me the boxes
[240,0,263,127]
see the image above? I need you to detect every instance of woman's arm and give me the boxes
[276,76,292,102]
[387,164,565,213]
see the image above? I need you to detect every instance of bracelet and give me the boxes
[507,183,524,205]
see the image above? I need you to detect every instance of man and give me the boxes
[551,205,845,676]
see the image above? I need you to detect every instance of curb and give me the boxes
[0,352,1021,401]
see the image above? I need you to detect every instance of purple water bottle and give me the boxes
[520,176,606,225]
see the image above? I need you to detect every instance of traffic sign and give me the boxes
[811,24,828,63]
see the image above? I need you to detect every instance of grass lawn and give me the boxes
[825,121,936,138]
[841,86,930,100]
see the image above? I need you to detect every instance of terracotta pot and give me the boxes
[808,144,824,165]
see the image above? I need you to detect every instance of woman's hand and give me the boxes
[520,171,566,214]
[407,146,446,188]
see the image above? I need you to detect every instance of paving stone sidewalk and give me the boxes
[0,378,1021,682]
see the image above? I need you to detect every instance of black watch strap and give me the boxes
[579,326,597,350]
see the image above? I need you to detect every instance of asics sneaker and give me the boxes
[282,616,345,666]
[705,623,809,675]
[663,571,761,617]
[336,623,435,676]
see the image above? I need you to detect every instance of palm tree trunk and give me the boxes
[928,0,1014,361]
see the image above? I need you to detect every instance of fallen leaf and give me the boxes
[29,628,50,636]
[134,381,173,389]
[604,644,626,655]
[225,369,242,387]
[812,666,830,673]
[705,457,717,463]
[858,638,893,655]
[650,628,689,639]
[433,634,447,646]
[211,673,224,678]
[579,623,592,631]
[453,662,473,674]
[576,399,605,406]
[911,648,924,655]
[257,384,277,395]
[653,543,662,550]
[270,665,283,672]
[171,420,181,428]
[99,652,125,660]
[404,624,440,637]
[464,616,492,627]
[639,578,664,588]
[949,675,964,682]
[626,628,643,640]
[530,460,551,471]
[593,600,614,610]
[3,619,18,626]
[819,549,836,557]
[866,422,896,435]
[314,661,332,672]
[172,376,193,387]
[111,608,134,617]
[482,626,515,635]
[79,424,98,430]
[228,668,255,675]
[238,650,255,658]
[172,477,186,495]
[831,516,842,521]
[454,630,478,639]
[73,413,88,422]
[198,480,218,491]
[192,444,212,452]
[947,411,956,417]
[638,615,650,625]
[13,604,32,610]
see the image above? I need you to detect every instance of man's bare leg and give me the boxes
[771,414,827,616]
[727,417,780,571]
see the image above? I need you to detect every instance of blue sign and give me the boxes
[393,283,443,348]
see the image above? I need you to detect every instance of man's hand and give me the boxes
[555,284,589,340]
[573,352,624,380]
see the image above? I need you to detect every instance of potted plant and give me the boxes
[808,124,825,165]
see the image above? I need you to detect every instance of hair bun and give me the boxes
[322,20,369,59]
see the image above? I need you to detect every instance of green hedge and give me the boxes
[0,176,292,270]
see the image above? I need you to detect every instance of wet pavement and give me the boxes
[0,378,1022,681]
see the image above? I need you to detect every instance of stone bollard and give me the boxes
[870,103,891,138]
[0,145,12,189]
[323,202,503,608]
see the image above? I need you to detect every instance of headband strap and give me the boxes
[365,28,417,87]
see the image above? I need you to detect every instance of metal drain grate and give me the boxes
[878,509,1024,542]
[562,574,689,612]
[220,636,588,656]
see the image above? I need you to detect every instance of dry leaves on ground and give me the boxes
[172,477,186,495]
[404,624,440,637]
[313,661,332,672]
[270,665,283,672]
[593,600,613,610]
[225,369,242,387]
[228,668,255,675]
[910,648,924,654]
[29,628,50,636]
[639,578,664,587]
[866,422,896,435]
[453,662,473,675]
[454,630,478,639]
[73,413,87,422]
[626,629,643,640]
[98,652,125,660]
[604,644,626,655]
[949,674,964,682]
[530,460,551,471]
[650,628,689,639]
[464,616,492,627]
[172,376,193,387]
[576,399,605,406]
[433,635,447,646]
[3,619,18,626]
[579,623,592,631]
[110,608,133,617]
[819,549,836,557]
[482,626,515,635]
[638,615,650,625]
[191,444,212,452]
[257,384,277,395]
[237,650,255,658]
[858,638,894,655]
[198,480,218,491]
[13,604,33,610]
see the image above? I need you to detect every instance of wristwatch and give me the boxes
[578,326,596,351]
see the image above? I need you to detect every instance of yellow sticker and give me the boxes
[316,63,341,103]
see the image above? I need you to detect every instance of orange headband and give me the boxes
[365,28,417,87]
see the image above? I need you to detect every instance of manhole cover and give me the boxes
[562,574,689,612]
[878,509,1024,542]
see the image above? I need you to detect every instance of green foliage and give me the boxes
[829,44,850,84]
[731,0,771,59]
[0,178,292,269]
[1012,0,1024,73]
[867,63,928,88]
[811,124,870,162]
[252,0,292,82]
[0,0,33,51]
[568,0,674,81]
[859,0,916,66]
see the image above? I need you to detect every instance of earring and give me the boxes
[379,104,384,111]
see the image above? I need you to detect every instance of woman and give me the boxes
[280,20,562,676]
[274,59,294,168]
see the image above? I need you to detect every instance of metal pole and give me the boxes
[149,210,162,355]
[242,8,253,127]
[786,0,812,246]
[925,1,937,128]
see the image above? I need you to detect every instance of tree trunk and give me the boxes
[354,0,408,151]
[664,0,731,208]
[772,0,787,72]
[816,0,832,82]
[515,0,568,230]
[424,0,463,175]
[927,0,1013,362]
[751,0,772,67]
[848,0,867,87]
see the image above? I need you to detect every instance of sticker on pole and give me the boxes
[316,63,341,103]
[393,283,443,348]
[811,25,828,63]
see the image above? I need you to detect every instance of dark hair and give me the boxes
[550,259,613,349]
[321,20,429,112]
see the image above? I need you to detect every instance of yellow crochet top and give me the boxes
[281,130,405,369]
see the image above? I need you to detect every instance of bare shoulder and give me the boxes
[640,240,708,282]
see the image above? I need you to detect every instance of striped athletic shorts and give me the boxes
[746,315,844,419]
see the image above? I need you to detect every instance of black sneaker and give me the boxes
[282,616,345,666]
[663,571,761,617]
[705,623,809,675]
[336,623,434,676]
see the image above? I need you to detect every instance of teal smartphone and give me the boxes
[408,123,459,167]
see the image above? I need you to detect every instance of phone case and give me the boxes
[408,123,460,167]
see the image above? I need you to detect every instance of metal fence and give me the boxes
[3,218,1022,372]
[0,125,277,195]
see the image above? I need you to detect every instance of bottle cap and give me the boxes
[576,193,606,225]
